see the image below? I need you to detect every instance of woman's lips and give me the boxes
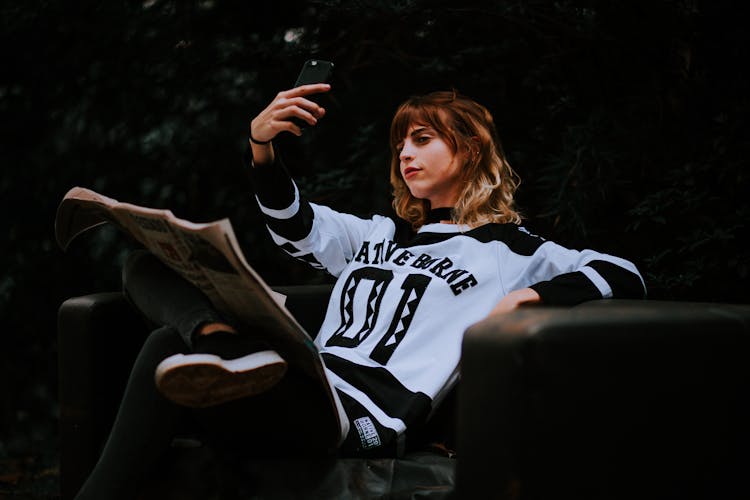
[403,166,421,179]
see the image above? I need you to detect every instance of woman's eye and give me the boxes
[415,136,430,144]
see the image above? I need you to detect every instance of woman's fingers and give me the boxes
[281,83,331,98]
[279,97,325,121]
[277,85,330,119]
[272,118,303,137]
[251,84,330,142]
[285,106,318,126]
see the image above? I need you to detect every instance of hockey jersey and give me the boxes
[249,153,646,453]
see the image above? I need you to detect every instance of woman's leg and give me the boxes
[75,326,189,500]
[121,250,287,408]
[122,250,226,349]
[196,365,342,457]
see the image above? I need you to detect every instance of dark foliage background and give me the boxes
[1,0,747,494]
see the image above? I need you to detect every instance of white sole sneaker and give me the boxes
[154,350,287,408]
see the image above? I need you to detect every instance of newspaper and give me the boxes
[55,186,349,445]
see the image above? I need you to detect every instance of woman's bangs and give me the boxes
[391,104,422,150]
[390,102,447,150]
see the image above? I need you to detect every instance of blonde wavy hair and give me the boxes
[390,90,522,229]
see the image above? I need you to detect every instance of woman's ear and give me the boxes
[459,144,473,165]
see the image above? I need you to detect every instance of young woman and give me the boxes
[74,84,646,498]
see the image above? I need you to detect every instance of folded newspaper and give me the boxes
[55,186,349,445]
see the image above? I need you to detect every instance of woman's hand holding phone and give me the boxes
[249,84,330,165]
[251,84,330,141]
[249,60,334,164]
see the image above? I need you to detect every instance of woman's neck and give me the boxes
[425,207,455,224]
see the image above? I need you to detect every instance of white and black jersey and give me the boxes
[249,153,646,454]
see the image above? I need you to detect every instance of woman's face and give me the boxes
[397,123,464,208]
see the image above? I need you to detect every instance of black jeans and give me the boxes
[122,249,228,349]
[74,251,342,499]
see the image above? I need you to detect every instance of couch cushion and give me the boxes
[140,445,455,499]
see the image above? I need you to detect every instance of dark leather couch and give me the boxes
[58,286,750,499]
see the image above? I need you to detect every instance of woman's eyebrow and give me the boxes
[397,127,435,147]
[409,126,434,137]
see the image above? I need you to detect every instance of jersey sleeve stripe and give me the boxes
[586,259,647,299]
[322,353,432,427]
[580,265,613,298]
[278,242,300,254]
[262,200,315,242]
[255,182,300,219]
[246,149,298,210]
[294,253,325,269]
[530,271,603,305]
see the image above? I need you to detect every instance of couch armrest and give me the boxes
[457,300,750,500]
[57,293,150,500]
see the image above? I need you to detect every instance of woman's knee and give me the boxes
[122,250,154,292]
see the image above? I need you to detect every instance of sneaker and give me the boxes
[155,350,287,408]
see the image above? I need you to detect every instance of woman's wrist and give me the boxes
[248,120,275,166]
[249,133,271,145]
[249,138,274,167]
[249,118,274,144]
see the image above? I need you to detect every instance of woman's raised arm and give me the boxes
[249,83,330,165]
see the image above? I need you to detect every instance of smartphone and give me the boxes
[292,59,334,128]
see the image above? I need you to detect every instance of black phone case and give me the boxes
[292,60,334,128]
[294,59,334,87]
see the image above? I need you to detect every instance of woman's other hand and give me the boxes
[249,84,330,165]
[488,287,541,316]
